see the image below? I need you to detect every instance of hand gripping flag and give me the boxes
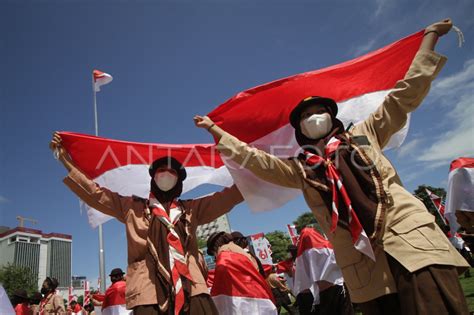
[445,157,474,234]
[293,228,344,303]
[207,31,424,212]
[59,132,233,227]
[93,69,113,92]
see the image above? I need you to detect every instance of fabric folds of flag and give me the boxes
[93,69,113,92]
[58,132,233,227]
[445,157,474,234]
[207,31,424,212]
[93,281,131,315]
[293,228,344,301]
[211,251,277,315]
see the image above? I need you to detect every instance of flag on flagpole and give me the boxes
[293,228,344,302]
[93,69,113,92]
[425,188,447,225]
[58,131,233,227]
[445,157,474,234]
[207,31,424,212]
[211,251,277,315]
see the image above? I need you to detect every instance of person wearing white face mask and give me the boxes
[49,133,244,315]
[195,19,470,315]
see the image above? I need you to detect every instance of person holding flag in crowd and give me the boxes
[90,268,130,315]
[194,18,469,314]
[206,232,277,314]
[49,133,243,315]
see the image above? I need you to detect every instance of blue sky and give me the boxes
[1,0,473,288]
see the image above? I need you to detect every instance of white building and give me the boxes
[0,227,72,290]
[196,214,231,241]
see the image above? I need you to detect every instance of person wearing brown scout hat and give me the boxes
[50,134,244,315]
[39,277,65,315]
[195,18,470,315]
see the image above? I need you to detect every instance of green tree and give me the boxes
[197,237,207,249]
[0,264,37,299]
[77,295,84,305]
[414,185,448,229]
[293,212,324,235]
[265,230,291,262]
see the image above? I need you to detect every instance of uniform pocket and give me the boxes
[390,212,449,251]
[125,260,145,301]
[336,247,374,290]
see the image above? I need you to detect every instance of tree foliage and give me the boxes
[197,237,207,249]
[265,230,291,262]
[0,264,37,299]
[414,185,448,228]
[293,212,324,235]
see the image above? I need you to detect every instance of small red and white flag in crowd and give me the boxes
[58,132,233,227]
[293,228,344,303]
[207,31,425,212]
[93,69,113,92]
[445,157,474,234]
[425,188,447,225]
[287,224,299,245]
[68,286,74,304]
[211,251,277,315]
[84,281,90,306]
[250,233,273,266]
[93,281,131,315]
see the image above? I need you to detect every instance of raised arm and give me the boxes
[193,116,303,189]
[357,18,452,148]
[49,132,132,222]
[186,184,243,225]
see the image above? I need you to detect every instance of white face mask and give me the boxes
[300,113,333,139]
[154,171,178,192]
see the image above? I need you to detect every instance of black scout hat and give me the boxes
[289,96,338,129]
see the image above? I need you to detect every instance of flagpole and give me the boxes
[92,72,107,293]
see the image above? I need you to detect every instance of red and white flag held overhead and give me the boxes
[59,132,233,227]
[425,188,447,225]
[287,224,299,245]
[211,251,277,315]
[445,157,474,234]
[93,69,113,92]
[207,31,425,212]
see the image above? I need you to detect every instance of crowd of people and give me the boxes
[5,17,465,315]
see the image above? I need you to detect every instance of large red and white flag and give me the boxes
[211,251,277,315]
[425,188,447,225]
[59,132,233,227]
[93,69,113,92]
[293,228,344,302]
[445,157,474,233]
[93,281,131,315]
[208,31,425,211]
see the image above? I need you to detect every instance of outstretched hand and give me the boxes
[425,18,452,37]
[49,132,73,170]
[193,115,215,130]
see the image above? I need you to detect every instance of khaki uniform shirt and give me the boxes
[64,168,243,309]
[41,294,65,315]
[216,50,469,303]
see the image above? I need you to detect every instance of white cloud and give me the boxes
[397,138,422,158]
[0,196,8,204]
[374,0,387,17]
[432,59,474,100]
[417,63,474,164]
[351,39,377,57]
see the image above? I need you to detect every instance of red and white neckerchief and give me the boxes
[39,292,54,315]
[149,194,193,315]
[304,137,375,261]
